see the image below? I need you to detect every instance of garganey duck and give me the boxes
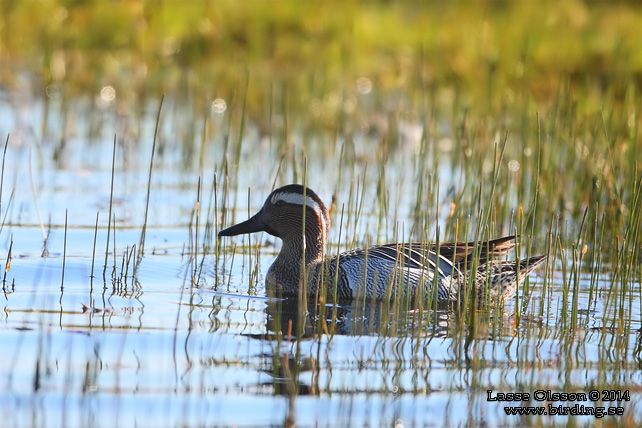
[219,184,546,304]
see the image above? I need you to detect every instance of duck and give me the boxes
[218,184,546,304]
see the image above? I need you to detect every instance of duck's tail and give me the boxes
[471,254,548,302]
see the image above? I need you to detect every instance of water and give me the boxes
[1,95,641,427]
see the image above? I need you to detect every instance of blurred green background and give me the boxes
[1,0,640,245]
[1,0,640,121]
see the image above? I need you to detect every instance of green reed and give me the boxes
[103,135,117,280]
[60,209,67,291]
[192,176,202,286]
[138,95,164,261]
[0,135,7,220]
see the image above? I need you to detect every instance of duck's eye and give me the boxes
[275,200,286,207]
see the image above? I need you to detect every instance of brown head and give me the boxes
[218,184,331,264]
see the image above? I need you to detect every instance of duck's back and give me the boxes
[315,244,460,302]
[311,243,546,304]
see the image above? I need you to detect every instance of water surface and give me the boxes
[1,96,641,428]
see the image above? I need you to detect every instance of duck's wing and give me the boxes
[331,236,517,278]
[335,242,459,279]
[376,235,517,270]
[432,235,516,269]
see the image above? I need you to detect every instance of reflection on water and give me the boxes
[262,296,462,338]
[2,231,642,426]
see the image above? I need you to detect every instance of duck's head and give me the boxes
[218,184,330,245]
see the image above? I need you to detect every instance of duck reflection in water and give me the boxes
[262,293,457,339]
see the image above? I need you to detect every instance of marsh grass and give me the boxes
[210,75,641,415]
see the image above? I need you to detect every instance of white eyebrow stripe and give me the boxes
[271,192,321,212]
[270,191,327,241]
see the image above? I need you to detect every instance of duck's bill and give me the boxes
[218,211,266,237]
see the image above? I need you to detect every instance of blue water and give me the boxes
[1,95,641,427]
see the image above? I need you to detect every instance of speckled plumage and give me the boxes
[219,184,547,304]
